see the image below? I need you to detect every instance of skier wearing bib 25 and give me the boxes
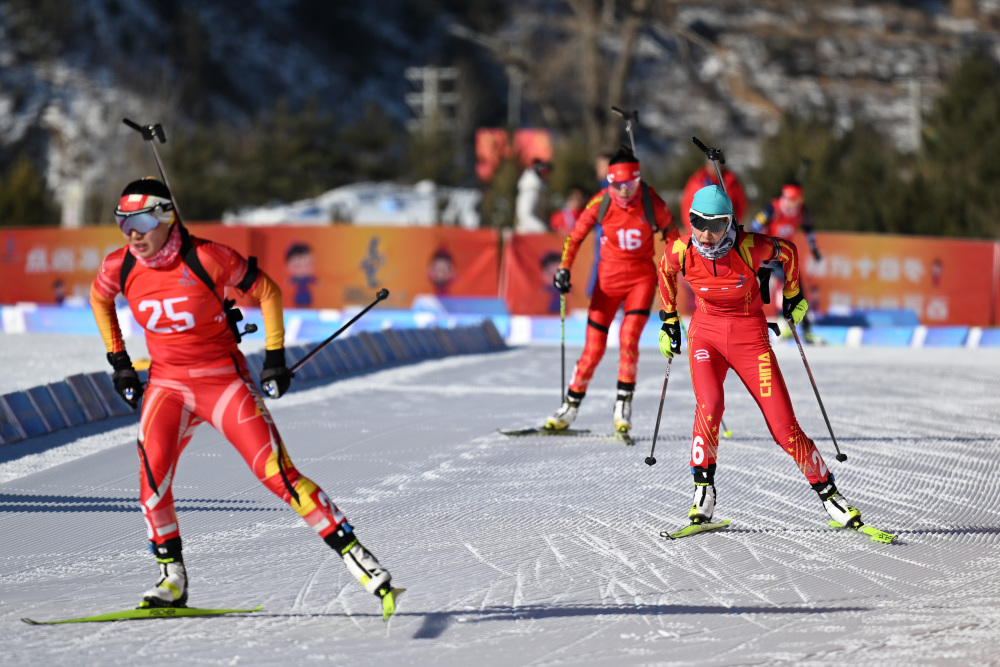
[656,184,861,529]
[547,147,679,437]
[89,178,400,619]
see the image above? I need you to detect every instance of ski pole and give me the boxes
[123,118,184,223]
[560,293,566,399]
[786,317,848,462]
[644,357,672,467]
[288,288,390,375]
[611,107,639,155]
[559,236,570,400]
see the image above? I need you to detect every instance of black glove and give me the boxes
[553,268,571,294]
[659,310,682,356]
[811,247,822,262]
[260,348,294,399]
[107,351,143,409]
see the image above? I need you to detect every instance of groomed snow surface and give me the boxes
[2,337,999,666]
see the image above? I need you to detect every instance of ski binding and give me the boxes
[829,520,897,543]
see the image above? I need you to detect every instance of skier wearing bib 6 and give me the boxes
[656,184,861,530]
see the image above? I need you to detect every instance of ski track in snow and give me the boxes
[1,339,1000,665]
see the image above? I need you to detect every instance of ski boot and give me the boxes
[326,525,401,621]
[688,466,716,525]
[812,478,861,528]
[545,390,584,431]
[613,382,633,433]
[139,538,188,608]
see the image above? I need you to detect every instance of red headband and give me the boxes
[781,184,803,201]
[608,162,640,183]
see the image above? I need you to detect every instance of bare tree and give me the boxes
[565,0,651,155]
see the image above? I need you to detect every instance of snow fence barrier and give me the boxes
[0,320,507,447]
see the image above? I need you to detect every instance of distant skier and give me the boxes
[679,158,748,225]
[546,146,679,438]
[657,184,863,529]
[89,178,400,618]
[751,181,822,342]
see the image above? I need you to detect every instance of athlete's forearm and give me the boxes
[250,272,286,350]
[657,255,679,313]
[89,284,125,354]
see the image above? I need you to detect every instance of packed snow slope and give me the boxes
[1,339,999,666]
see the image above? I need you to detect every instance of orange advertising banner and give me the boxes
[0,226,131,305]
[0,224,497,309]
[803,231,996,326]
[240,225,498,309]
[0,224,996,325]
[501,233,591,315]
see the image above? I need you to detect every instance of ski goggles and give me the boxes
[610,177,640,196]
[689,210,733,233]
[114,202,175,235]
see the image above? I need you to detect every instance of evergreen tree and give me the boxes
[910,48,1000,239]
[0,157,59,226]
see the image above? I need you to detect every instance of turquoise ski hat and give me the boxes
[691,185,733,216]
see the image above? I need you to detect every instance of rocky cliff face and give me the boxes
[1,0,998,224]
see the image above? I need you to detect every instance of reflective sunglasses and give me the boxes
[612,177,640,192]
[114,202,174,235]
[689,210,732,233]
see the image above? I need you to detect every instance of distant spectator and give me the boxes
[514,159,552,233]
[549,185,587,234]
[680,159,748,225]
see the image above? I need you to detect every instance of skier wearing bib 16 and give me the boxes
[89,178,400,619]
[546,146,679,437]
[656,184,861,528]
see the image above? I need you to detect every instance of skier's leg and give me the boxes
[136,382,201,607]
[613,271,655,432]
[214,360,393,598]
[684,318,731,523]
[729,319,861,525]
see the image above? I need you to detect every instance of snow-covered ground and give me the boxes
[2,336,999,665]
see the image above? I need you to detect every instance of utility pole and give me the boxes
[447,23,527,128]
[405,67,460,133]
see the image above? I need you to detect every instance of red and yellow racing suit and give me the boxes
[90,230,350,546]
[657,230,832,485]
[562,186,678,393]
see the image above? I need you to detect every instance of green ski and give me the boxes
[660,519,731,540]
[22,605,264,625]
[828,520,897,543]
[614,430,634,446]
[499,427,592,436]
